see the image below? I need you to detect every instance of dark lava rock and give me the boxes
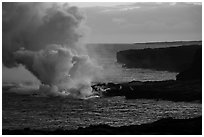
[117,44,201,72]
[93,80,202,102]
[176,48,202,81]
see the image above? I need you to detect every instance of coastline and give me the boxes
[93,80,202,102]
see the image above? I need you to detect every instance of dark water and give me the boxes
[3,92,201,130]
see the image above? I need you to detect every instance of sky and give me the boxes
[71,2,202,43]
[2,2,202,83]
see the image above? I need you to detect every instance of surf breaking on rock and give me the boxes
[2,3,101,99]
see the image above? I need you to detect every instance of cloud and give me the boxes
[112,18,126,25]
[101,6,140,13]
[83,2,202,43]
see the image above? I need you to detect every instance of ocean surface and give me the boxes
[2,42,201,130]
[2,92,202,130]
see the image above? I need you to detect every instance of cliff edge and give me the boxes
[117,45,201,72]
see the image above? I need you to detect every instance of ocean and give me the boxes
[2,93,202,130]
[2,42,201,130]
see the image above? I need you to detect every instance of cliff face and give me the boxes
[117,45,201,72]
[176,48,202,80]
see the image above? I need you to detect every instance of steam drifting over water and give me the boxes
[3,3,101,98]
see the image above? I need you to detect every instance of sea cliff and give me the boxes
[117,45,201,72]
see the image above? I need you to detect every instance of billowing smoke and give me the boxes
[3,2,101,99]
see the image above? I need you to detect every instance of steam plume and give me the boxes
[3,2,101,98]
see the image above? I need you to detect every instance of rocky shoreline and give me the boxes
[93,45,202,102]
[92,79,202,102]
[3,116,201,135]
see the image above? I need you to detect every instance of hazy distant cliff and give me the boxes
[117,45,201,72]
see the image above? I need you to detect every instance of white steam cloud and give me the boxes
[3,2,101,99]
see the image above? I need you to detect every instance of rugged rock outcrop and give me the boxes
[117,45,201,72]
[176,48,202,80]
[93,80,202,102]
